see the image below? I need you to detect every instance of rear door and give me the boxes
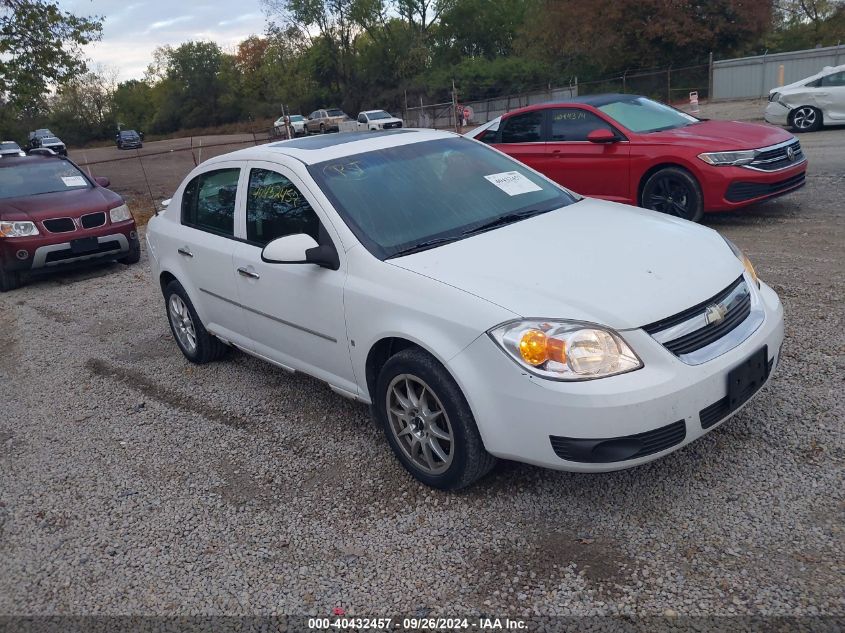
[168,164,248,344]
[492,110,548,173]
[542,107,630,201]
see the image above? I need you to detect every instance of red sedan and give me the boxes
[0,153,140,291]
[468,94,807,222]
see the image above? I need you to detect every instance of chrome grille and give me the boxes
[644,276,762,365]
[747,139,803,171]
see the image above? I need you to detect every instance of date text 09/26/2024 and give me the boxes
[308,617,527,630]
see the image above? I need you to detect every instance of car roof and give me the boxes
[0,153,64,167]
[363,109,390,114]
[203,129,457,166]
[504,93,646,117]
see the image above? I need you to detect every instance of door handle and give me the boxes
[237,267,260,279]
[177,247,193,258]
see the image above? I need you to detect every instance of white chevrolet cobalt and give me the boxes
[146,129,784,489]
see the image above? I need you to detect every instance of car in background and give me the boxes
[356,110,404,131]
[0,153,140,291]
[116,130,143,149]
[28,132,67,156]
[765,64,845,132]
[146,130,783,489]
[0,141,25,157]
[274,114,307,137]
[27,129,54,149]
[468,94,807,222]
[305,108,350,134]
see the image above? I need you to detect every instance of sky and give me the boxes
[58,0,269,82]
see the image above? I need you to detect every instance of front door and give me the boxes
[232,162,356,393]
[542,107,631,202]
[816,70,845,121]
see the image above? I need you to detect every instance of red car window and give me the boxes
[549,108,614,141]
[500,111,543,143]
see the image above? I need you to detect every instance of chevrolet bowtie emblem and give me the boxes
[704,303,728,325]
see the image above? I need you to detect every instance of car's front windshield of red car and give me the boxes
[599,97,699,133]
[0,160,91,199]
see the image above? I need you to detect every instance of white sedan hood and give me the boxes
[389,198,744,330]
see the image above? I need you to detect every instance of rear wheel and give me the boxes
[641,167,704,222]
[163,280,228,364]
[0,264,22,292]
[789,106,822,132]
[374,348,496,489]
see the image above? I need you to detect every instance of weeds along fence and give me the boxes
[404,62,712,129]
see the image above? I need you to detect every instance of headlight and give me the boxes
[109,204,133,223]
[0,220,39,238]
[698,150,757,166]
[489,320,643,381]
[769,92,780,103]
[723,237,759,288]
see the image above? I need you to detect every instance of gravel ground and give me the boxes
[1,129,843,625]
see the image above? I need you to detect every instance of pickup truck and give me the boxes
[356,110,404,131]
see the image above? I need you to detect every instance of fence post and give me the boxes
[452,79,459,132]
[760,50,768,99]
[708,51,714,100]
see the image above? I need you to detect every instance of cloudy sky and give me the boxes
[58,0,270,81]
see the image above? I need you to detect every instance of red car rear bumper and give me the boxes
[700,161,807,212]
[0,219,138,273]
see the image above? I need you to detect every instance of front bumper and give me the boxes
[700,161,807,211]
[0,221,138,273]
[764,102,790,126]
[447,280,784,472]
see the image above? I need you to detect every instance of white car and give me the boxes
[356,110,404,131]
[765,64,845,132]
[0,141,25,157]
[146,129,784,489]
[274,114,307,137]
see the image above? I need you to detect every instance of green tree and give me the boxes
[0,0,102,113]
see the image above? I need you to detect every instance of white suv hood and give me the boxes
[389,198,744,330]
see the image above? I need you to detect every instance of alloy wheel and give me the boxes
[168,294,197,353]
[386,374,454,475]
[646,176,694,219]
[792,107,816,130]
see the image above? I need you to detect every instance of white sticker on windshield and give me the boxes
[484,171,542,196]
[61,176,87,187]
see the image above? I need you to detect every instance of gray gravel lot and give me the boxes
[1,129,843,623]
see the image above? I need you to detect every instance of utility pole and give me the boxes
[708,51,714,101]
[452,79,459,133]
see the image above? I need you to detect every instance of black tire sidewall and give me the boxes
[642,167,704,222]
[374,348,490,489]
[0,264,21,292]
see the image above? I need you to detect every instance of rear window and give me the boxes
[0,160,90,199]
[327,109,345,117]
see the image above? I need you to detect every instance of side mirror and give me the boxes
[94,176,110,187]
[262,233,340,270]
[587,129,619,144]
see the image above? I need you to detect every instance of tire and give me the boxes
[320,123,326,134]
[119,239,140,265]
[0,264,22,292]
[789,106,822,133]
[374,348,496,489]
[640,167,704,222]
[163,280,228,364]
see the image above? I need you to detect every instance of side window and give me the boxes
[478,128,499,144]
[820,71,845,87]
[500,111,543,143]
[358,114,367,124]
[246,169,320,246]
[549,109,614,141]
[181,168,239,237]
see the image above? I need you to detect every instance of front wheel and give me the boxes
[374,348,496,489]
[319,123,326,134]
[119,239,140,265]
[789,106,822,132]
[163,280,228,364]
[0,264,22,292]
[641,167,704,222]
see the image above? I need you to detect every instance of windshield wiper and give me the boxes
[461,208,550,237]
[387,235,464,258]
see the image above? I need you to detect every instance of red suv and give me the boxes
[469,94,807,222]
[0,154,140,291]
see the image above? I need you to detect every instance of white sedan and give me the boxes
[273,114,307,137]
[765,64,845,132]
[146,129,784,489]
